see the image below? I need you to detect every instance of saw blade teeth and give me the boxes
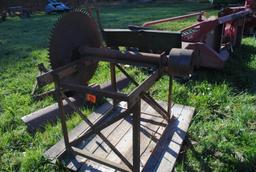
[47,9,101,84]
[75,8,82,13]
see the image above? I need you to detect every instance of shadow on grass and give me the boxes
[178,138,211,172]
[176,40,256,171]
[179,137,256,172]
[191,42,256,95]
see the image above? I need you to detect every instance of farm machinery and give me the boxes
[142,0,256,69]
[27,0,256,171]
[40,9,195,171]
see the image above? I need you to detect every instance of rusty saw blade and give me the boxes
[48,10,102,85]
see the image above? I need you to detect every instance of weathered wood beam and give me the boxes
[22,75,130,133]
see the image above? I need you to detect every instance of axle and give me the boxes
[79,46,165,66]
[79,46,195,77]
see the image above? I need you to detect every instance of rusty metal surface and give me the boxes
[49,10,101,85]
[79,46,165,66]
[141,0,256,69]
[39,1,256,171]
[103,29,181,53]
[79,46,195,78]
[167,48,195,77]
[142,11,204,27]
[43,7,198,172]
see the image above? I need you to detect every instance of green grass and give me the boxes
[0,1,256,171]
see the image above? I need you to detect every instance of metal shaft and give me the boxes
[143,11,204,27]
[131,100,141,172]
[79,46,167,66]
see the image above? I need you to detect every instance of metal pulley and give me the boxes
[167,48,195,77]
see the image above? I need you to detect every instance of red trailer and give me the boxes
[142,0,256,69]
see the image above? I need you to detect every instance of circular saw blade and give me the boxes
[49,10,102,85]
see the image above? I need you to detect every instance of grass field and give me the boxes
[0,1,256,171]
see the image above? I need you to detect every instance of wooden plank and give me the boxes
[22,75,130,133]
[142,105,194,172]
[156,106,195,172]
[79,115,132,171]
[67,103,136,171]
[77,100,153,171]
[121,115,165,169]
[66,109,126,171]
[67,128,119,170]
[44,100,195,172]
[21,97,82,133]
[44,102,113,162]
[105,101,169,167]
[105,126,133,165]
[72,147,130,172]
[153,104,184,140]
[79,164,115,172]
[140,104,184,167]
[71,101,173,171]
[119,102,172,168]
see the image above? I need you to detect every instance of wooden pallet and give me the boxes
[44,100,195,172]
